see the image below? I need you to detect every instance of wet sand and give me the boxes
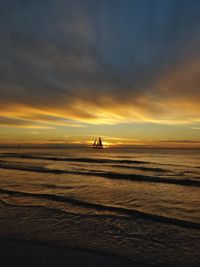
[0,240,149,267]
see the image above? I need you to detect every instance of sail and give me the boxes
[92,137,103,148]
[98,137,103,147]
[93,139,97,146]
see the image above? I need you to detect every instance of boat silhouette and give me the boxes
[92,137,103,149]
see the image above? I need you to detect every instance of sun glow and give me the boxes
[102,141,112,148]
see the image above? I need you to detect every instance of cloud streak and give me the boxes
[0,0,200,132]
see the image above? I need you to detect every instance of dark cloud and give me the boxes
[0,0,200,125]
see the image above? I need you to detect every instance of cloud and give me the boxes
[0,112,86,128]
[0,0,200,128]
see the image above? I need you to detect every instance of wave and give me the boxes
[0,188,199,230]
[109,164,169,173]
[1,153,189,169]
[0,156,171,173]
[0,199,127,220]
[2,153,197,172]
[0,153,155,165]
[89,171,200,187]
[0,162,66,174]
[0,161,199,187]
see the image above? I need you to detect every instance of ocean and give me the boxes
[0,148,200,266]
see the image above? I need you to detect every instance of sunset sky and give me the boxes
[0,0,200,147]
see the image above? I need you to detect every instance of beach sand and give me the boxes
[0,240,147,267]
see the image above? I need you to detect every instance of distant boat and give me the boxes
[92,137,103,149]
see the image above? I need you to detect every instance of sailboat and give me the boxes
[92,137,103,149]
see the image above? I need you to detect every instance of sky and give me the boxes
[0,0,200,147]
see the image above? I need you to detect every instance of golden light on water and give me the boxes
[102,141,112,148]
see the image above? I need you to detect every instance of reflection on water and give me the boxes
[0,148,200,266]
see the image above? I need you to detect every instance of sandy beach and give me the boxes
[0,240,147,267]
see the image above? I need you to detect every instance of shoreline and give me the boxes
[0,239,151,267]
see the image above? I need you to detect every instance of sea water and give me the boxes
[0,148,199,266]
